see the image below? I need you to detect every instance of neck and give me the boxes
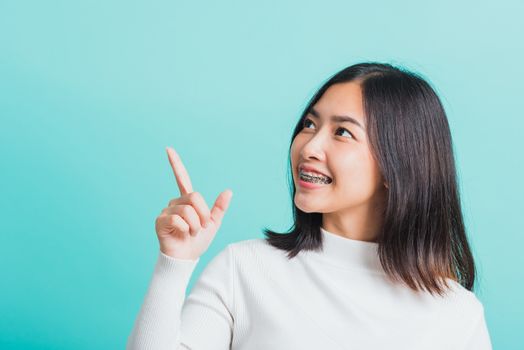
[322,203,384,243]
[304,226,384,273]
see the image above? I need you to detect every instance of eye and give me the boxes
[303,118,314,129]
[302,117,355,139]
[336,127,354,139]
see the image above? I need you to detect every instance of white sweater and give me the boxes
[127,227,492,349]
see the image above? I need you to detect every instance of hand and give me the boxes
[154,147,233,260]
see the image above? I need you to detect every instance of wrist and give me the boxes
[160,247,199,261]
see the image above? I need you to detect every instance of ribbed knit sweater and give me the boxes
[127,227,492,349]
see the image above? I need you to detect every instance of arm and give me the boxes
[127,245,234,350]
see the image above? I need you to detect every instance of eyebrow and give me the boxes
[307,107,365,130]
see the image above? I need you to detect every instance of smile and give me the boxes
[299,170,333,184]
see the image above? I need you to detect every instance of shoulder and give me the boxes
[222,237,291,273]
[440,278,486,319]
[203,237,281,271]
[226,237,286,259]
[227,237,269,250]
[432,279,490,348]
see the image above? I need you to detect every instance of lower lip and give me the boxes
[298,178,331,189]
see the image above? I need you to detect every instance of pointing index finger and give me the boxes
[166,147,193,195]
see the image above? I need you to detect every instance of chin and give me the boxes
[294,198,324,214]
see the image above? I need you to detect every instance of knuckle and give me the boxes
[171,215,187,230]
[181,204,193,216]
[189,221,202,235]
[187,191,200,202]
[190,225,201,235]
[169,215,179,226]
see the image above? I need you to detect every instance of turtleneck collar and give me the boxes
[305,226,384,274]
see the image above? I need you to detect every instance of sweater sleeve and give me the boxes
[462,304,492,350]
[126,244,235,350]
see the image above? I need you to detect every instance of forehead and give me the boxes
[312,82,365,122]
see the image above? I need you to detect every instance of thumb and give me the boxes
[210,189,233,227]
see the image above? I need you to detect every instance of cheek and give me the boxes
[333,156,376,191]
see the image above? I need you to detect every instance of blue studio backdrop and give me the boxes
[1,0,523,349]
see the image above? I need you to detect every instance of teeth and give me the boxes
[302,171,320,177]
[299,170,332,184]
[300,170,330,178]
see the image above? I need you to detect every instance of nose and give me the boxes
[299,131,327,162]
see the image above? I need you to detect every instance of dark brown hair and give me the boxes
[263,62,476,297]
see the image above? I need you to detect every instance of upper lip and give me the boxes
[298,164,331,178]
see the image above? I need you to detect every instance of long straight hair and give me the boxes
[263,62,476,297]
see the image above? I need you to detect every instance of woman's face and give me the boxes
[290,81,386,215]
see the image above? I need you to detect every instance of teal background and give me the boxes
[1,0,522,348]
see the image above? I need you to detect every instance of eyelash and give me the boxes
[302,118,355,139]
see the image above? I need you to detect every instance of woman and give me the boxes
[127,62,492,349]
